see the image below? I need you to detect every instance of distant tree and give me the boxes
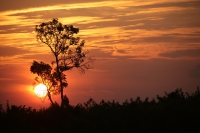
[30,18,95,106]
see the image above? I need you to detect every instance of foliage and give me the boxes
[30,61,65,105]
[30,18,95,106]
[1,87,200,133]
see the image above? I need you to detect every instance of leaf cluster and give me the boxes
[35,18,80,55]
[30,61,67,98]
[34,18,94,74]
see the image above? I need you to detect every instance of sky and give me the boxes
[0,0,200,109]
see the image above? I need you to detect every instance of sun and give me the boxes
[34,84,48,97]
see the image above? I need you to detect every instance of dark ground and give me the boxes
[1,87,200,133]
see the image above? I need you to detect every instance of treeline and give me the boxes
[0,87,200,133]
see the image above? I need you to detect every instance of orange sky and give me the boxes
[0,0,200,109]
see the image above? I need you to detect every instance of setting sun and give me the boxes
[34,84,48,97]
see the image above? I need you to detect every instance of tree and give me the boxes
[30,18,94,106]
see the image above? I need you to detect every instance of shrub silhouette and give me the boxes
[1,87,200,133]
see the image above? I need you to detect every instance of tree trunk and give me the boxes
[47,90,54,105]
[55,56,64,107]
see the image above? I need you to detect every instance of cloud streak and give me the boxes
[0,0,199,61]
[159,49,200,58]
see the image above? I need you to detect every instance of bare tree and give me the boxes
[30,18,95,106]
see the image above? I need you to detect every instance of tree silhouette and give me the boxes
[30,18,95,106]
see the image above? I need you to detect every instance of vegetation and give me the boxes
[30,18,94,106]
[1,87,200,133]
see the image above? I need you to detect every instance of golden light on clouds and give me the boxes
[1,1,132,16]
[136,7,197,14]
[0,0,200,60]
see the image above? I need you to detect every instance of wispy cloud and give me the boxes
[159,49,200,59]
[0,0,200,61]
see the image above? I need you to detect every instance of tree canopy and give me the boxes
[30,18,95,106]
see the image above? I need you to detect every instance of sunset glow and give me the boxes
[0,0,200,109]
[34,84,47,98]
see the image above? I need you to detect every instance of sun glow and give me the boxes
[34,84,48,97]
